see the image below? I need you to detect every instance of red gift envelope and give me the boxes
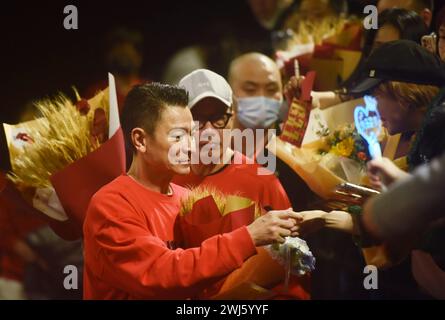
[280,71,316,148]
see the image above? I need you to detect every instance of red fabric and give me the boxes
[83,175,257,299]
[179,195,256,248]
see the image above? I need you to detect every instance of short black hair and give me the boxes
[121,82,188,152]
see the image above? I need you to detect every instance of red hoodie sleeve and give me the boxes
[261,173,292,211]
[84,192,257,299]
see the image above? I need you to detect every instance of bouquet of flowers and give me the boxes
[178,186,314,299]
[317,123,370,171]
[268,98,377,200]
[1,73,125,239]
[275,15,363,90]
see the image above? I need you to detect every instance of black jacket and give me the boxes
[409,88,445,169]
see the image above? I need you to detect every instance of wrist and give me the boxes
[348,205,381,247]
[327,211,354,234]
[246,224,259,246]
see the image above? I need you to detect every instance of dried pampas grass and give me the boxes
[284,15,348,46]
[8,93,100,189]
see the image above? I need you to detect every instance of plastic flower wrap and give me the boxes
[267,237,315,277]
[268,98,380,199]
[1,73,125,239]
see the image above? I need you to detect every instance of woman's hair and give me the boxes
[380,8,427,41]
[362,8,428,57]
[373,81,439,112]
[345,8,428,90]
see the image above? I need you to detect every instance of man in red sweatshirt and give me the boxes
[83,82,301,299]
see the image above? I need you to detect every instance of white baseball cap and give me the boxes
[178,69,233,109]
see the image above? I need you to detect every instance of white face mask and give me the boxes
[236,96,282,129]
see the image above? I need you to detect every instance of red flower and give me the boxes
[15,132,34,143]
[357,151,367,161]
[76,99,90,115]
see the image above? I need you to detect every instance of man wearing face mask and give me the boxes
[228,52,286,160]
[228,54,335,299]
[228,53,316,212]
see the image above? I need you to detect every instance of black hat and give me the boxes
[349,40,445,94]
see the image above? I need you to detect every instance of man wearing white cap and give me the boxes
[173,69,310,300]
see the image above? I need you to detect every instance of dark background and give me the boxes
[0,0,439,124]
[0,0,270,123]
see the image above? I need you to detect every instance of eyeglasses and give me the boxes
[194,113,233,130]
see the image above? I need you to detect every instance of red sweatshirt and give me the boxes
[83,175,257,299]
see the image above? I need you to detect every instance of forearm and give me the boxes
[323,210,357,234]
[412,250,445,299]
[96,226,257,299]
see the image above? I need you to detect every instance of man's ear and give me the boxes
[131,127,148,153]
[421,8,432,29]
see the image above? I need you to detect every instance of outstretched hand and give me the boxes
[367,157,410,189]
